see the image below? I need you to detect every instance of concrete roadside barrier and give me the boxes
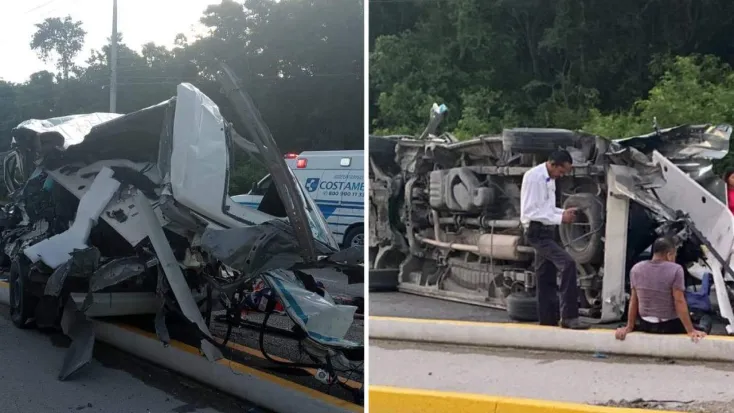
[370,315,734,362]
[370,386,676,413]
[0,281,362,413]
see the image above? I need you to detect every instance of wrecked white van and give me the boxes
[369,105,734,334]
[0,64,363,393]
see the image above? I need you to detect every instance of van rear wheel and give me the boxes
[343,225,364,249]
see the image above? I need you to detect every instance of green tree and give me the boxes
[582,55,734,172]
[584,55,734,137]
[30,16,86,82]
[0,0,363,187]
[369,0,734,137]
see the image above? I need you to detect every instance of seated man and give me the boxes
[615,237,707,342]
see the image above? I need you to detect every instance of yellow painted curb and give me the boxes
[369,386,676,413]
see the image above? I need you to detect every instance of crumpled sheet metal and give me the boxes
[200,221,305,276]
[81,257,146,312]
[607,164,677,222]
[150,267,172,346]
[614,124,732,160]
[14,113,122,149]
[200,221,364,283]
[58,298,95,381]
[24,166,121,269]
[49,252,149,381]
[134,192,222,362]
[605,144,667,187]
[44,247,101,297]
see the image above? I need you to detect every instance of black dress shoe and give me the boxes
[559,318,590,330]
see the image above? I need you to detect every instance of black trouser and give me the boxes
[636,313,713,335]
[525,222,579,325]
[636,318,686,334]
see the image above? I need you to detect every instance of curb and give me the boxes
[0,282,362,413]
[369,386,676,413]
[370,316,734,362]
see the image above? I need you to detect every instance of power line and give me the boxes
[24,0,59,15]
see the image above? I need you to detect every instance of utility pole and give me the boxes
[109,0,118,112]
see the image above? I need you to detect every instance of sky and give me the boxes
[0,0,219,83]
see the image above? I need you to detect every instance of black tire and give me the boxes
[342,225,364,249]
[559,193,604,264]
[506,292,539,322]
[501,128,578,154]
[9,257,37,329]
[369,268,398,292]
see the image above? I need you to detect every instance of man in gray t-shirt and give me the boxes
[615,237,706,342]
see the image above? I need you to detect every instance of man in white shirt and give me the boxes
[520,150,588,330]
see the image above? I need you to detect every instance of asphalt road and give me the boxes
[0,305,268,413]
[370,292,512,323]
[371,339,734,412]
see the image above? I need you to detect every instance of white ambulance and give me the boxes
[232,150,364,248]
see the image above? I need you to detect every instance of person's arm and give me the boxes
[673,286,695,334]
[616,268,639,340]
[520,176,563,225]
[672,291,696,334]
[625,288,639,332]
[671,266,703,340]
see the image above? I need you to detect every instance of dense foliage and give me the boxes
[369,0,734,173]
[0,0,363,194]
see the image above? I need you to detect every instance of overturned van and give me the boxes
[0,64,363,387]
[369,105,734,334]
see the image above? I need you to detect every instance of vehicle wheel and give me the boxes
[369,268,398,292]
[506,292,539,322]
[559,193,604,264]
[9,257,37,329]
[343,225,364,249]
[501,128,578,154]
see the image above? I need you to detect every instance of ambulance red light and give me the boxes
[296,158,307,168]
[284,153,298,159]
